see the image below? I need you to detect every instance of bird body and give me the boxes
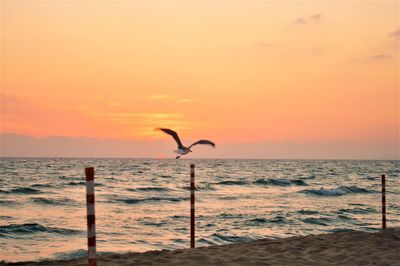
[175,147,191,156]
[157,128,215,159]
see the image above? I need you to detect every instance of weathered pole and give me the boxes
[85,167,97,266]
[190,164,195,248]
[381,174,386,229]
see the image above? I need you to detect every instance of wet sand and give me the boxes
[5,228,400,266]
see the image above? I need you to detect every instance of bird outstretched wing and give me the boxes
[157,128,184,149]
[189,140,215,149]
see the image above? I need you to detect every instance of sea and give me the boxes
[0,158,399,263]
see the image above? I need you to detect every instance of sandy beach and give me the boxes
[4,228,399,266]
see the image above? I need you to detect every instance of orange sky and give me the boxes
[1,1,399,158]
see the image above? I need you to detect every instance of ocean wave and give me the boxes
[254,178,308,186]
[198,238,217,245]
[2,187,43,194]
[0,223,81,237]
[298,210,319,215]
[247,216,286,225]
[180,184,215,191]
[53,249,118,260]
[268,216,286,224]
[328,228,356,233]
[214,180,248,186]
[66,181,86,186]
[31,183,54,188]
[0,216,14,221]
[31,197,74,205]
[302,217,332,226]
[388,168,400,174]
[210,233,256,244]
[65,181,104,187]
[389,204,400,210]
[139,219,167,227]
[302,174,316,180]
[126,187,172,192]
[53,249,87,260]
[0,200,21,206]
[217,213,244,219]
[118,196,186,204]
[171,238,186,244]
[247,218,268,224]
[219,196,238,200]
[337,214,355,221]
[337,207,378,214]
[57,175,71,180]
[301,186,371,196]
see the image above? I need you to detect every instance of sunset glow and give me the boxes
[1,1,399,158]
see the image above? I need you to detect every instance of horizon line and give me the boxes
[1,156,398,161]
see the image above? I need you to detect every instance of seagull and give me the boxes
[156,128,215,159]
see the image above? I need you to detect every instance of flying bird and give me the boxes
[156,128,215,159]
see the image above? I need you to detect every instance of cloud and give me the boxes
[311,14,322,21]
[293,14,323,25]
[0,133,171,158]
[294,17,308,25]
[1,94,21,104]
[389,28,400,37]
[177,98,191,103]
[1,133,398,159]
[366,54,392,62]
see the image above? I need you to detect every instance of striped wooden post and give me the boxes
[85,167,97,266]
[381,174,386,229]
[190,164,195,248]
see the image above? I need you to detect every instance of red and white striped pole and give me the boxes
[190,164,195,248]
[381,174,386,229]
[85,167,97,266]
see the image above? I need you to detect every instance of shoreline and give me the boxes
[4,228,399,266]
